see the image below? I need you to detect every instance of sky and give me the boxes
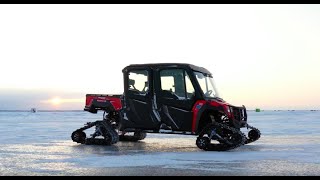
[0,4,319,110]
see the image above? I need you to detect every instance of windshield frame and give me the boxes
[193,71,221,99]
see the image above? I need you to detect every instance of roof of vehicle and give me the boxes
[122,63,212,75]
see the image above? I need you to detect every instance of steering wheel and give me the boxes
[204,90,213,96]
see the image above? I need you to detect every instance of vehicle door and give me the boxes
[155,68,196,131]
[123,68,159,129]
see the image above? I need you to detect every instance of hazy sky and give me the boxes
[0,4,319,110]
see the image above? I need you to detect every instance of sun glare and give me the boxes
[42,97,85,107]
[51,97,62,105]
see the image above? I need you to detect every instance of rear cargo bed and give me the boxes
[84,94,122,113]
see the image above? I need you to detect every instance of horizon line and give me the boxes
[0,109,319,112]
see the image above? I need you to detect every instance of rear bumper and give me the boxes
[84,100,115,114]
[84,105,98,113]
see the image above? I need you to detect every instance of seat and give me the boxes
[129,79,137,90]
[142,81,149,93]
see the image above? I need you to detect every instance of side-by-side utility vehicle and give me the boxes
[72,63,260,151]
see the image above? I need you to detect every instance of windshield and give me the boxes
[194,71,220,98]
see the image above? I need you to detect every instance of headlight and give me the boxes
[226,106,232,113]
[226,107,231,113]
[223,105,232,118]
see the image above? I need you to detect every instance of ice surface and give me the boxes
[0,111,320,175]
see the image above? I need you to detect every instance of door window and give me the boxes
[160,69,195,99]
[185,73,195,99]
[128,70,149,94]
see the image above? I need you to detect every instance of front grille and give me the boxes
[230,106,247,123]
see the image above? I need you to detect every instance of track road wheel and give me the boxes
[134,131,147,140]
[248,129,260,141]
[196,137,210,150]
[71,131,86,144]
[119,131,147,142]
[244,125,261,144]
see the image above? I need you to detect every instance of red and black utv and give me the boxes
[72,63,260,151]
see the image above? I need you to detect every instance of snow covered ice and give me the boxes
[0,110,320,175]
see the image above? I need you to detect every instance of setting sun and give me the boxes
[41,97,85,108]
[51,97,62,105]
